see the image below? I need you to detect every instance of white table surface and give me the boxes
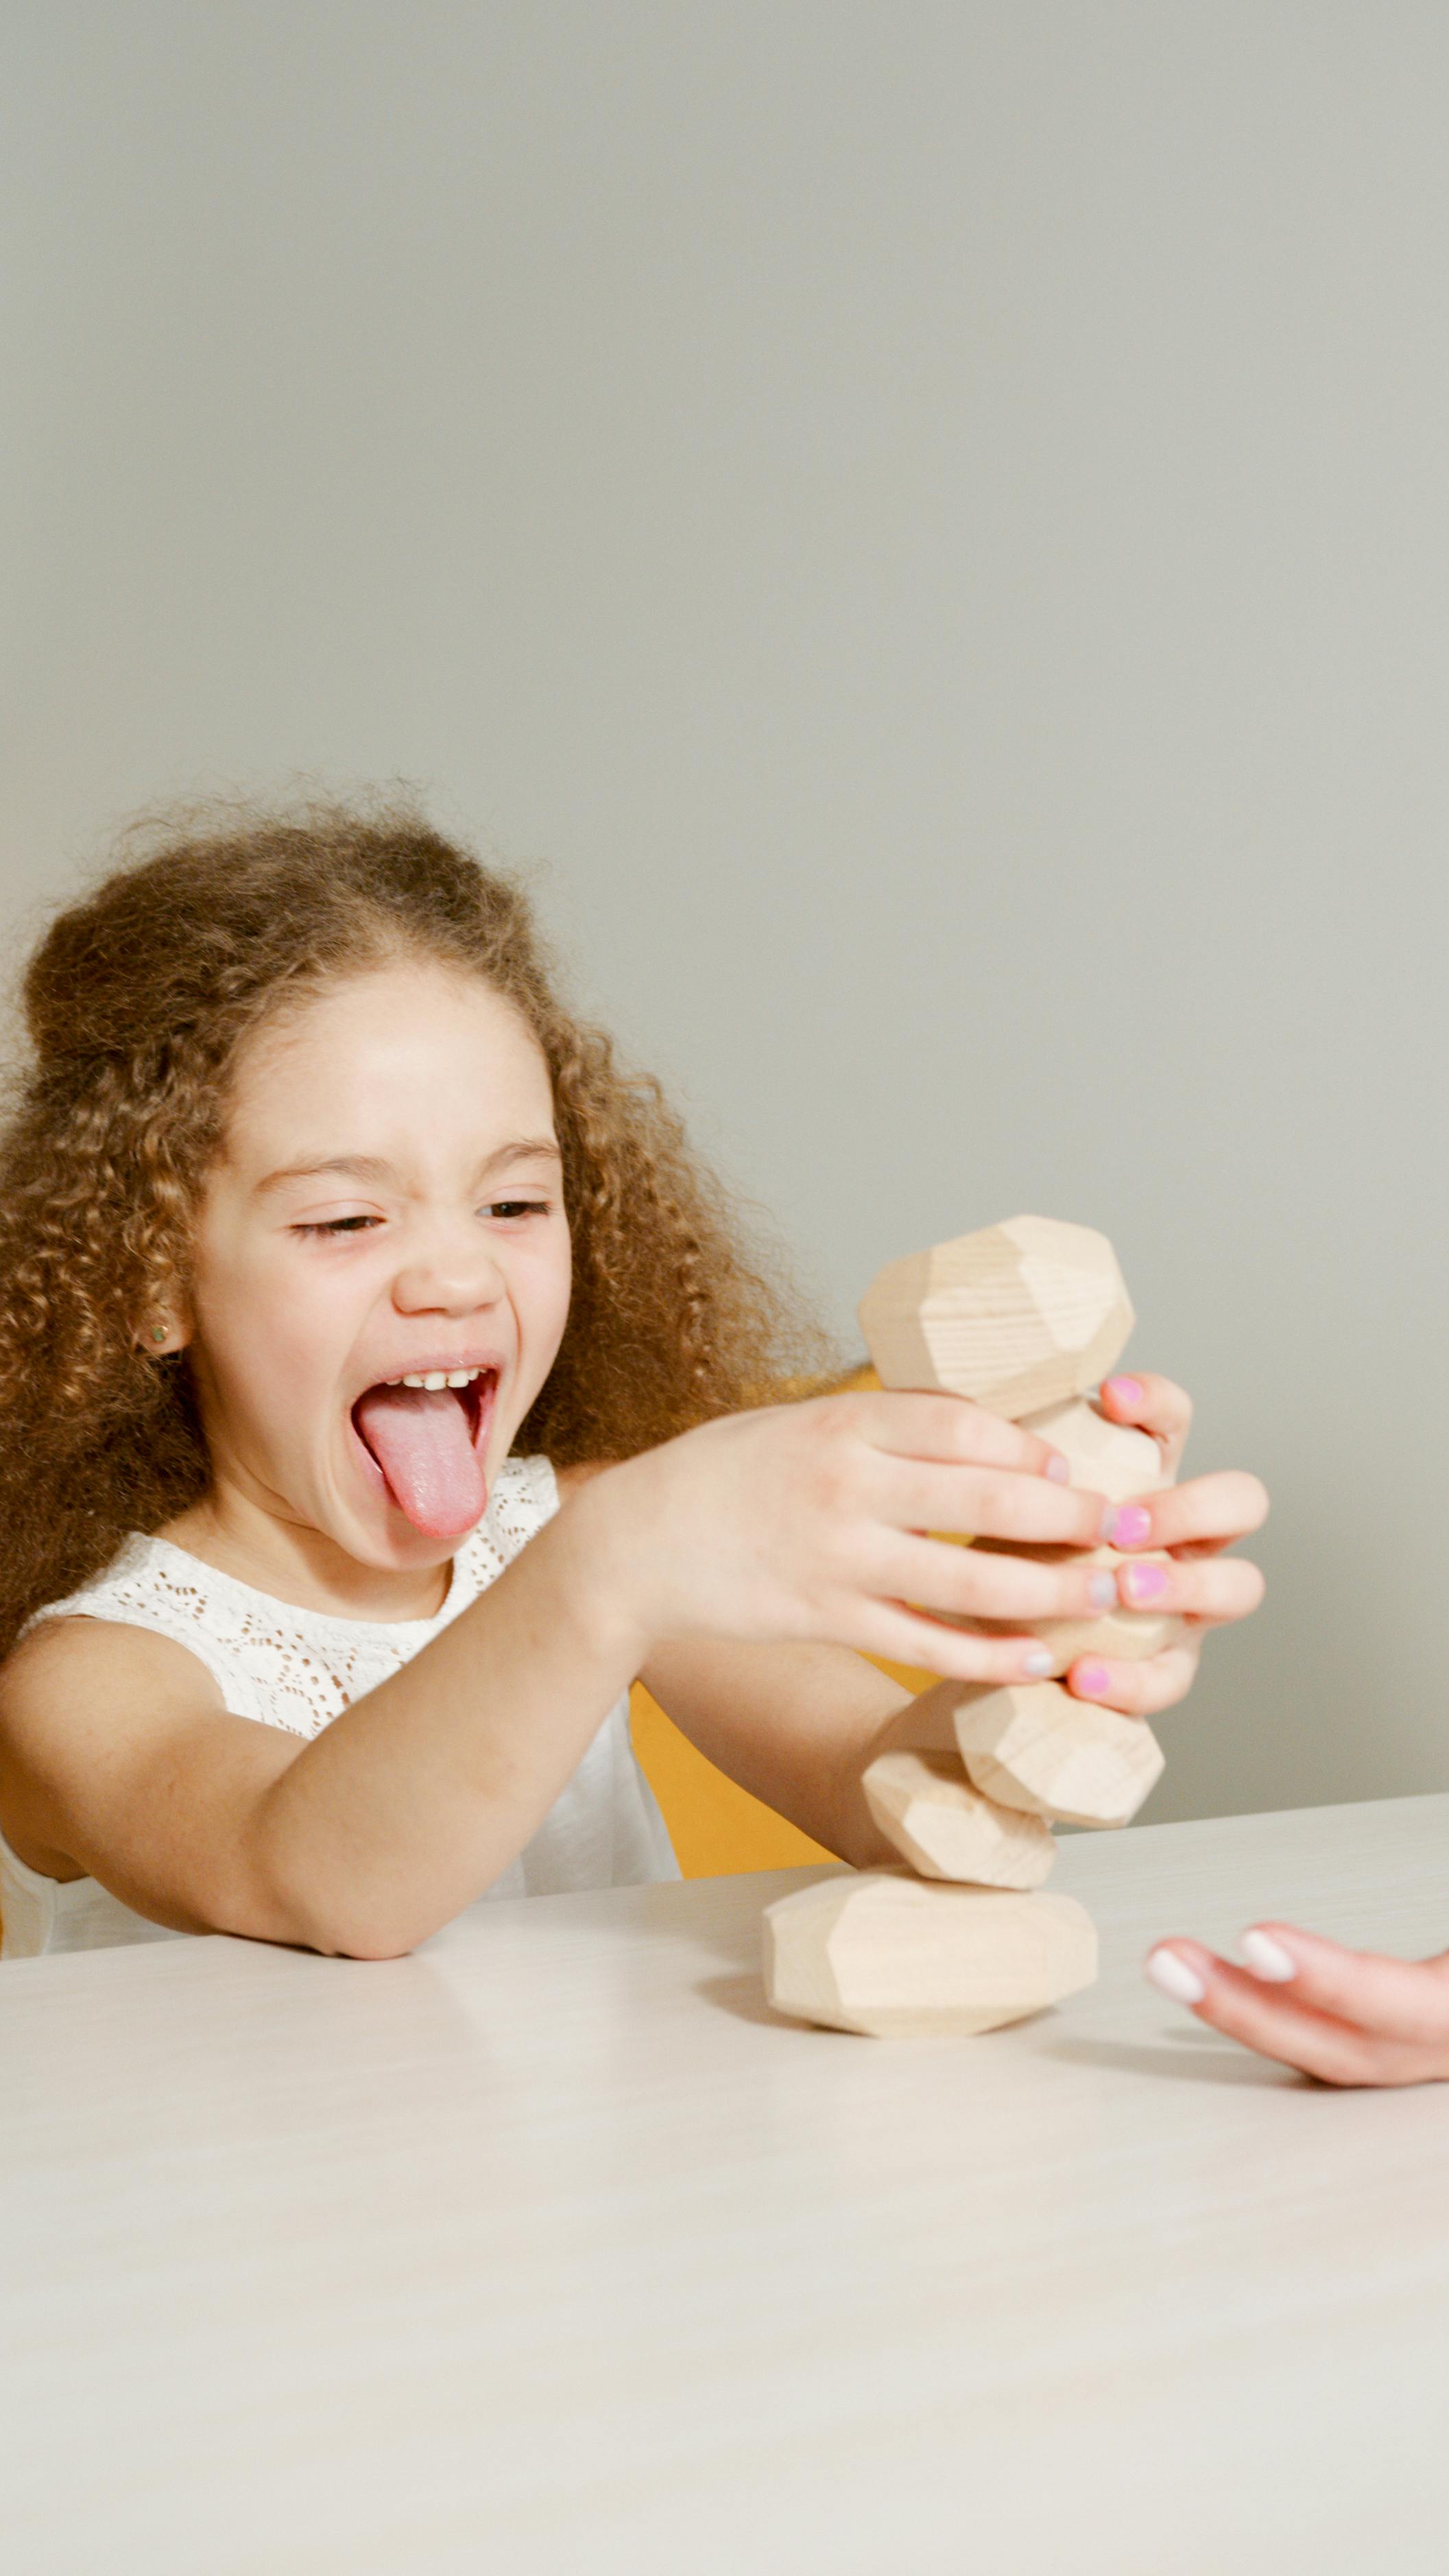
[4,1793,1449,2576]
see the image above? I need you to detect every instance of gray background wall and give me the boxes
[2,2,1446,1826]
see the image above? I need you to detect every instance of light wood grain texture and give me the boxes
[857,1215,1134,1418]
[953,1680,1165,1826]
[5,1796,1449,2573]
[762,1871,1095,2034]
[859,1223,1170,1664]
[1020,1395,1168,1501]
[861,1749,1056,1886]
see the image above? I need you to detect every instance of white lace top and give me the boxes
[0,1455,678,1960]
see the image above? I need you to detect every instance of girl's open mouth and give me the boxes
[350,1368,499,1538]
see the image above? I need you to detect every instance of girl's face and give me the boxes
[183,962,572,1571]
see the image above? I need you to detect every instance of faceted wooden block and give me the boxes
[862,1750,1056,1888]
[858,1215,1134,1420]
[1029,1548,1183,1665]
[953,1681,1164,1828]
[1021,1396,1168,1503]
[763,1872,1098,2037]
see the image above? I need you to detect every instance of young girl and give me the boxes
[0,800,1266,1963]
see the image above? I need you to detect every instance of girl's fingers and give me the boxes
[1143,1935,1449,2086]
[880,1529,1140,1630]
[840,1389,1067,1480]
[1067,1635,1201,1717]
[876,1457,1109,1551]
[1114,1554,1265,1626]
[850,1598,1067,1690]
[1109,1469,1271,1555]
[1100,1370,1193,1475]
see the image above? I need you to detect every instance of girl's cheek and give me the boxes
[516,1247,573,1383]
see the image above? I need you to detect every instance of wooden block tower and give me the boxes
[763,1215,1174,2038]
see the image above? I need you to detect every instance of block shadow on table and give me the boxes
[695,1970,791,2028]
[1045,2031,1303,2088]
[697,1967,1299,2078]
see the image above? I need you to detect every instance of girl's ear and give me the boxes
[138,1304,193,1357]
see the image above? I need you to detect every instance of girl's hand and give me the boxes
[1145,1927,1449,2087]
[1059,1370,1269,1721]
[575,1388,1137,1686]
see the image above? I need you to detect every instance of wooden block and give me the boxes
[862,1750,1056,1887]
[1011,1395,1178,1661]
[857,1215,1134,1419]
[763,1872,1098,2036]
[952,1680,1164,1828]
[1028,1548,1184,1664]
[1020,1396,1167,1502]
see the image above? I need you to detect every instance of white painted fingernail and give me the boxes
[1145,1947,1207,2005]
[1088,1571,1118,1609]
[1022,1648,1054,1678]
[1044,1453,1070,1484]
[1241,1929,1297,1982]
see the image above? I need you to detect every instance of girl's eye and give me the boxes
[292,1200,551,1238]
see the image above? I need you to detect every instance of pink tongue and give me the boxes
[353,1385,487,1538]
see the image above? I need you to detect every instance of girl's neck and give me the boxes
[160,1486,454,1624]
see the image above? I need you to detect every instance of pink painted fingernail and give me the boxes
[1106,1376,1145,1407]
[1044,1451,1070,1484]
[1121,1561,1169,1603]
[1241,1929,1297,1982]
[1146,1947,1206,2005]
[1106,1503,1153,1550]
[1074,1659,1111,1698]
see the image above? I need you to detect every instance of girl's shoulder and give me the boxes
[1,1592,227,1725]
[0,1591,230,1874]
[23,1532,184,1632]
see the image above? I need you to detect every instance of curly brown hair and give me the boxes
[0,795,833,1656]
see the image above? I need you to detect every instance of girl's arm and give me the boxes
[0,1390,1103,1955]
[0,1505,645,1957]
[638,1370,1267,1857]
[637,1634,915,1868]
[0,1386,1259,1958]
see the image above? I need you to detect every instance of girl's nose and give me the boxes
[392,1234,507,1317]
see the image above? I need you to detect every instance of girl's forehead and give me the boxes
[227,966,555,1147]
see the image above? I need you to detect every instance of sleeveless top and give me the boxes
[0,1454,679,1960]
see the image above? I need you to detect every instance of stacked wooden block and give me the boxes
[764,1216,1176,2038]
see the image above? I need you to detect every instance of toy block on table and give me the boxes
[763,1215,1170,2040]
[862,1750,1056,1887]
[763,1872,1098,2038]
[952,1681,1164,1828]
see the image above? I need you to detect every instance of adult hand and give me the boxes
[1145,1925,1449,2087]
